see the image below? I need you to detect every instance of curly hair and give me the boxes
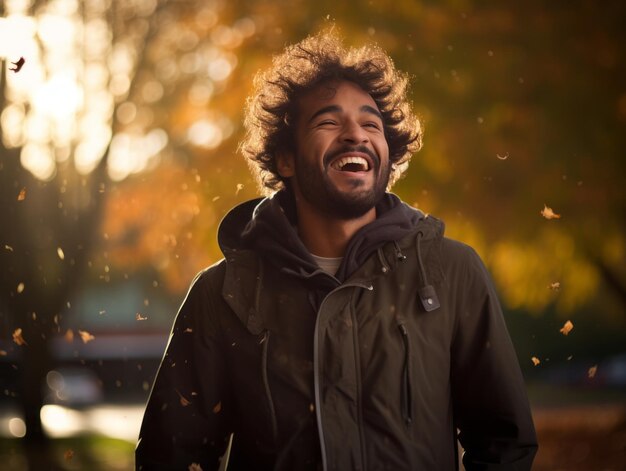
[241,30,422,194]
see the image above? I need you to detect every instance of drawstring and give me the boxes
[376,247,390,273]
[415,232,440,312]
[260,330,279,444]
[393,241,407,261]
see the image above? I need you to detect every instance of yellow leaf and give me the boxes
[17,188,26,201]
[57,247,65,260]
[78,330,95,343]
[540,204,561,220]
[548,281,561,290]
[16,283,25,294]
[588,365,597,378]
[531,356,540,366]
[12,328,27,346]
[559,320,574,336]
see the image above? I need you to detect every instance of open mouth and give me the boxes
[330,156,371,173]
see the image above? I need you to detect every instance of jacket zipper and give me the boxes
[260,329,279,444]
[398,323,413,427]
[314,281,373,471]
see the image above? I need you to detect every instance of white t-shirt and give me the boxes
[311,253,343,276]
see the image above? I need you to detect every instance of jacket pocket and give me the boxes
[397,323,413,427]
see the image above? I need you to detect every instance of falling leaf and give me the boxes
[4,245,13,252]
[189,464,203,471]
[213,401,222,414]
[548,282,561,290]
[78,330,95,343]
[99,310,106,315]
[57,247,65,260]
[541,204,561,220]
[64,449,74,461]
[9,57,25,73]
[0,350,7,356]
[309,403,315,412]
[16,282,25,294]
[184,328,193,333]
[176,389,191,407]
[235,183,244,195]
[136,313,148,321]
[212,196,220,202]
[588,365,597,378]
[531,357,541,366]
[559,320,574,336]
[17,188,26,201]
[64,329,74,343]
[13,328,27,346]
[496,152,509,160]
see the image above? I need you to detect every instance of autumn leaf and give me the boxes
[57,247,65,260]
[496,152,509,160]
[9,57,25,73]
[559,320,574,336]
[65,329,74,343]
[17,187,26,201]
[78,330,95,343]
[540,204,561,220]
[13,328,27,346]
[548,281,561,290]
[212,401,222,414]
[188,463,203,471]
[588,365,597,378]
[0,350,7,356]
[16,282,25,294]
[176,389,191,406]
[184,327,193,333]
[4,245,13,252]
[531,356,541,366]
[136,313,148,321]
[235,183,244,195]
[64,449,74,461]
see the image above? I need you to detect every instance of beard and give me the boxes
[292,146,390,220]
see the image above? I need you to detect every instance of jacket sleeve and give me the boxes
[136,267,234,470]
[450,246,538,471]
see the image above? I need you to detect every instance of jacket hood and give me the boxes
[217,190,431,282]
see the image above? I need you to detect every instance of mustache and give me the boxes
[323,146,379,169]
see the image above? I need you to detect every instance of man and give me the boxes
[136,31,537,470]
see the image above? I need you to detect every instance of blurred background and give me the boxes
[0,0,624,469]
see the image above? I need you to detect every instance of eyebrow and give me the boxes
[308,104,384,123]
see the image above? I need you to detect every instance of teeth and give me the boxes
[332,156,370,171]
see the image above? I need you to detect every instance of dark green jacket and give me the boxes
[136,192,537,470]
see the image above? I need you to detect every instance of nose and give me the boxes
[340,120,369,144]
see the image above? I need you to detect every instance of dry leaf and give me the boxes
[188,464,203,471]
[541,204,561,220]
[64,449,74,461]
[4,245,13,252]
[235,183,244,195]
[548,282,561,290]
[531,356,541,366]
[0,350,7,356]
[57,247,65,260]
[65,329,74,343]
[212,401,222,414]
[9,57,25,73]
[16,282,25,294]
[78,330,95,343]
[136,313,148,321]
[184,328,193,333]
[13,328,27,346]
[496,152,509,160]
[17,187,26,200]
[559,320,574,336]
[588,365,597,378]
[212,196,220,202]
[176,389,191,407]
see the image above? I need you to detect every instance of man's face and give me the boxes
[281,80,391,219]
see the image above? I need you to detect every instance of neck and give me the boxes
[293,195,376,258]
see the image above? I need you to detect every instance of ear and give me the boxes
[276,150,295,178]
